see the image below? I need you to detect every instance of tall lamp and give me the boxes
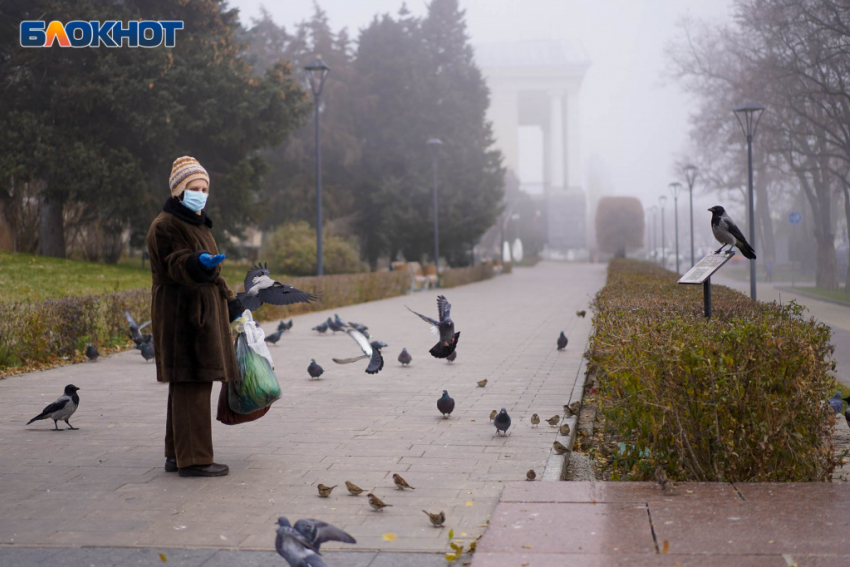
[683,164,698,268]
[426,138,443,276]
[659,195,667,270]
[304,58,330,276]
[733,102,765,300]
[669,182,682,274]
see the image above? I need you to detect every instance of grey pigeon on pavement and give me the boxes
[237,262,317,311]
[398,348,412,366]
[140,341,155,362]
[406,295,460,358]
[27,384,80,431]
[333,328,384,374]
[312,321,329,334]
[437,390,455,419]
[85,343,99,362]
[446,350,457,363]
[278,319,294,332]
[265,329,283,345]
[829,391,844,414]
[708,206,756,259]
[370,340,388,351]
[308,359,324,380]
[275,517,325,567]
[494,408,511,436]
[327,316,346,334]
[557,332,568,350]
[292,518,356,552]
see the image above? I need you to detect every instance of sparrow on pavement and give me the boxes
[423,510,446,527]
[392,473,415,490]
[317,484,337,497]
[367,493,392,511]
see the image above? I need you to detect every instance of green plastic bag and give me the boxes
[229,311,281,414]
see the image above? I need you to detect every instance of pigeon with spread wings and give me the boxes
[236,262,317,312]
[332,328,384,374]
[406,295,460,358]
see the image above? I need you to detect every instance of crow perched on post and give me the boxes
[708,206,756,259]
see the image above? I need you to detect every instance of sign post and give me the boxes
[677,251,736,319]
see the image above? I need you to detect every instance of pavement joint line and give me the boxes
[645,502,660,554]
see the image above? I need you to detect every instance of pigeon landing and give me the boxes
[332,328,384,374]
[237,262,317,311]
[27,384,80,430]
[125,310,152,346]
[494,408,511,436]
[398,348,412,366]
[406,295,460,358]
[557,332,568,350]
[308,359,324,380]
[275,517,324,567]
[291,518,356,552]
[708,206,756,259]
[437,390,455,419]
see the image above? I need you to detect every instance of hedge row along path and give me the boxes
[0,261,603,566]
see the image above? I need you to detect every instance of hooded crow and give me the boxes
[708,206,756,259]
[27,384,80,430]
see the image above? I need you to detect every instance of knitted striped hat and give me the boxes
[169,156,210,197]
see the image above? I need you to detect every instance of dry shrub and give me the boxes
[440,264,495,288]
[589,259,838,482]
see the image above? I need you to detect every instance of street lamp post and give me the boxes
[426,138,443,276]
[733,102,765,301]
[659,195,667,270]
[650,206,658,263]
[684,164,698,268]
[669,182,682,274]
[304,58,330,276]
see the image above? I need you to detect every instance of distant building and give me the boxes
[476,40,590,258]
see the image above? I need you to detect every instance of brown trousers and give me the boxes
[165,381,214,468]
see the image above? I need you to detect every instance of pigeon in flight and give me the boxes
[125,310,151,346]
[332,328,384,374]
[406,295,460,358]
[370,340,388,351]
[278,319,294,332]
[829,391,844,414]
[312,321,329,334]
[708,206,756,259]
[398,348,412,366]
[85,343,99,362]
[308,359,324,380]
[265,329,283,345]
[275,517,325,567]
[236,262,317,311]
[27,384,80,430]
[348,321,370,337]
[291,518,356,552]
[557,332,568,350]
[437,390,455,419]
[494,408,511,436]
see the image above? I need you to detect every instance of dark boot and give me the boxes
[164,457,177,472]
[178,463,229,477]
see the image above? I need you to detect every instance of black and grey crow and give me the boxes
[406,295,460,359]
[27,384,80,430]
[333,328,384,374]
[236,262,317,311]
[708,206,756,259]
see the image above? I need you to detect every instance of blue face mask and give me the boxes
[181,190,208,212]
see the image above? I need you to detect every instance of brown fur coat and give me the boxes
[146,198,240,383]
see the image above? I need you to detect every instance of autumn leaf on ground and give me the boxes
[158,553,167,562]
[662,540,669,554]
[382,533,397,542]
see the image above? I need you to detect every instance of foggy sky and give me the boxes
[227,0,736,226]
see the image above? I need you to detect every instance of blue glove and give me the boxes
[199,253,225,269]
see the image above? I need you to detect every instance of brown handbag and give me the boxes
[215,382,271,425]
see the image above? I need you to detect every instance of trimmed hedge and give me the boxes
[588,259,839,482]
[440,264,495,288]
[0,271,410,373]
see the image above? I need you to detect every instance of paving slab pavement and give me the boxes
[0,262,604,560]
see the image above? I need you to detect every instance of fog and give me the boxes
[229,0,734,218]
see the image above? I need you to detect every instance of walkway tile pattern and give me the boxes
[472,481,850,566]
[0,262,605,554]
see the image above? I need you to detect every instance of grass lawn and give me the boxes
[1,251,255,302]
[790,285,850,306]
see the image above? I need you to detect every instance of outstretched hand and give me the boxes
[199,253,225,269]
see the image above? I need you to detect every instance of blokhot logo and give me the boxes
[20,20,183,48]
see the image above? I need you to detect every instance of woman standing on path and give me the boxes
[146,156,243,477]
